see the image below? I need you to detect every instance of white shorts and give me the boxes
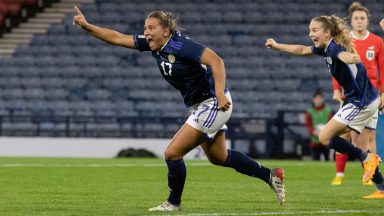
[186,91,232,140]
[333,97,380,133]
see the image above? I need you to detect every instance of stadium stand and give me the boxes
[0,0,383,157]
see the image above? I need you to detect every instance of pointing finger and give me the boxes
[75,6,83,16]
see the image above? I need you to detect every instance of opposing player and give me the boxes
[73,7,285,211]
[265,15,382,198]
[331,2,384,189]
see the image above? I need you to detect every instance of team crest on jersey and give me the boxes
[366,49,375,61]
[168,54,175,63]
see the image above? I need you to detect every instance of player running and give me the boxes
[265,15,381,198]
[330,3,384,196]
[73,7,285,211]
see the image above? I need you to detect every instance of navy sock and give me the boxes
[373,168,384,190]
[376,181,384,191]
[223,149,270,183]
[329,136,367,162]
[166,159,186,205]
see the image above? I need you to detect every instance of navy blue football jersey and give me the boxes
[312,39,378,107]
[134,31,221,107]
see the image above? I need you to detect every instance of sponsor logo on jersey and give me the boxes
[168,54,175,63]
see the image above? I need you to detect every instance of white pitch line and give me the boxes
[149,209,382,216]
[0,162,212,168]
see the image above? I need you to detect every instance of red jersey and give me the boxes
[333,31,384,93]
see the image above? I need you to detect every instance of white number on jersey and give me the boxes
[160,61,173,76]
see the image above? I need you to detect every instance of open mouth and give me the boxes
[146,38,154,47]
[312,38,319,45]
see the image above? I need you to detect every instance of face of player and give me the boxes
[144,18,171,51]
[351,10,369,32]
[309,20,331,48]
[313,94,324,107]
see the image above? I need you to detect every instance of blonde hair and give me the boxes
[147,11,178,33]
[348,1,370,21]
[312,15,356,54]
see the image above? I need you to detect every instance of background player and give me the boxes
[265,15,383,198]
[305,89,333,161]
[331,2,384,188]
[73,7,285,211]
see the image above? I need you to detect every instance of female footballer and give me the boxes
[73,7,285,211]
[330,3,384,197]
[265,15,381,198]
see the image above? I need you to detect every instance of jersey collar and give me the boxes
[160,34,173,51]
[324,38,333,52]
[351,30,370,40]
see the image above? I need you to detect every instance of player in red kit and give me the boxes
[331,3,384,199]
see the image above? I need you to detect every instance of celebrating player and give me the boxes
[331,3,384,193]
[73,7,285,211]
[265,15,382,198]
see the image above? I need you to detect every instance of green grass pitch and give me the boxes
[0,157,383,216]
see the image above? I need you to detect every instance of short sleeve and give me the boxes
[177,38,206,62]
[133,35,151,52]
[311,46,325,55]
[327,43,346,58]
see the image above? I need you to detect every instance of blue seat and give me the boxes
[86,89,111,100]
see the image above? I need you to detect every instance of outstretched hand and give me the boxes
[265,38,278,49]
[380,18,384,31]
[73,6,88,28]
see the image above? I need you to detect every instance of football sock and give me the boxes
[166,159,186,205]
[373,168,384,190]
[329,136,367,162]
[335,153,348,174]
[376,181,384,191]
[223,149,270,183]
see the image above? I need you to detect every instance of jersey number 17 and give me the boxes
[160,61,172,76]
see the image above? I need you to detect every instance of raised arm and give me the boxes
[265,38,313,56]
[200,48,231,111]
[73,6,136,49]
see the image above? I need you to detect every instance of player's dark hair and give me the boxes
[312,15,356,54]
[348,1,370,22]
[147,11,179,33]
[313,89,323,98]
